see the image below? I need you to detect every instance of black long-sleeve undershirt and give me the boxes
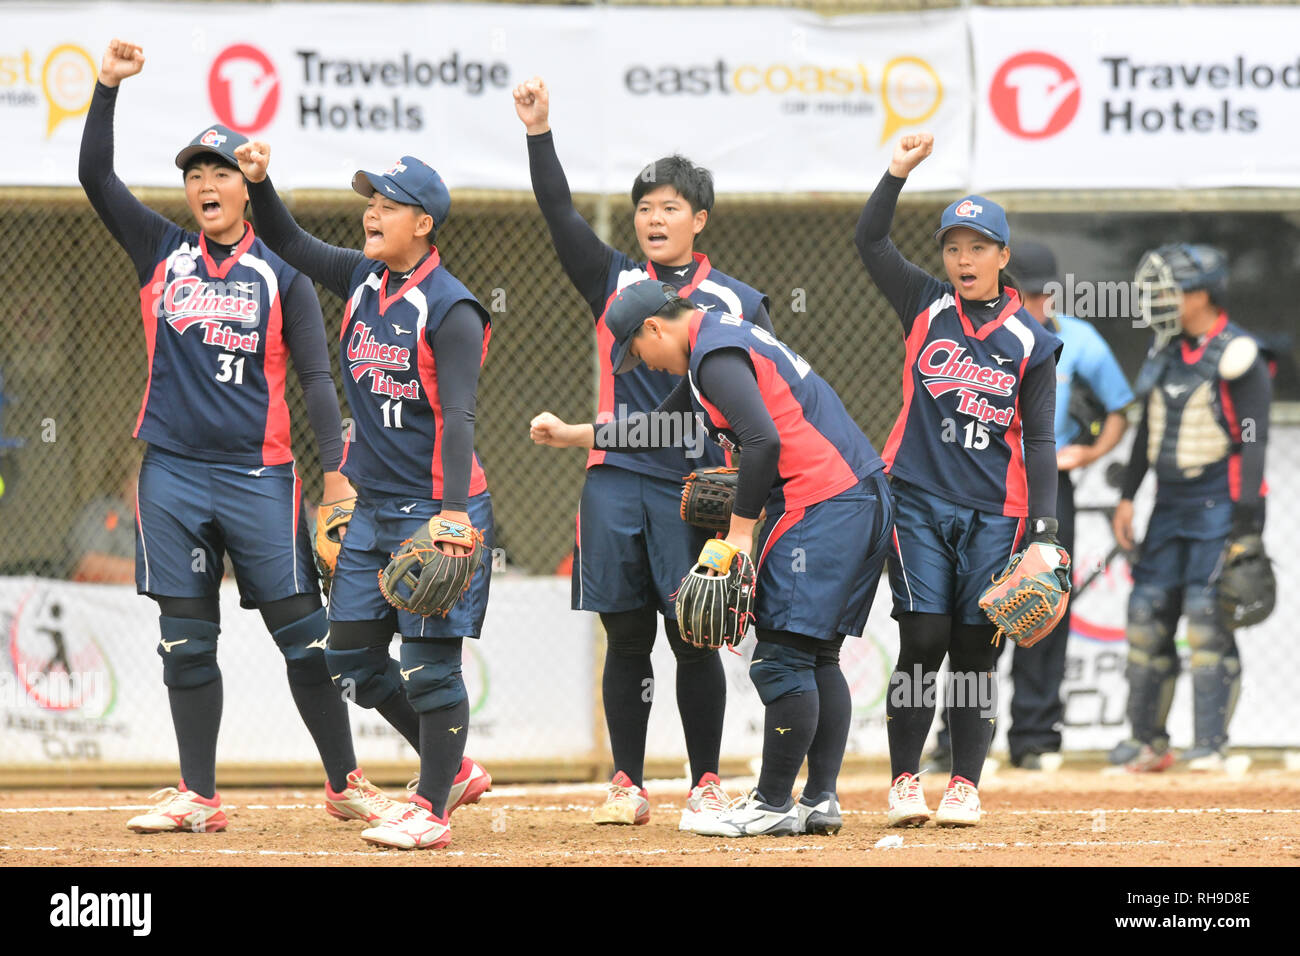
[595,350,780,518]
[79,81,344,471]
[854,169,1057,519]
[246,177,483,509]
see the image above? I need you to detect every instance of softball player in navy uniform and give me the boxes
[856,134,1063,827]
[1111,244,1270,772]
[532,281,893,836]
[80,39,403,834]
[514,77,774,827]
[238,143,493,850]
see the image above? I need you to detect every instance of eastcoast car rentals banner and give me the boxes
[5,2,968,192]
[970,6,1300,189]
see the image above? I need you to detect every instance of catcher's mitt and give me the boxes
[978,542,1072,648]
[680,467,739,532]
[1217,534,1275,628]
[314,497,356,595]
[379,516,486,617]
[674,539,757,649]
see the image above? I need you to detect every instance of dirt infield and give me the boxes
[3,767,1298,867]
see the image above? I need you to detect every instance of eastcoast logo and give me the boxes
[209,44,280,134]
[989,51,1080,139]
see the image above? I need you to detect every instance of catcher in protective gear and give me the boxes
[314,497,356,595]
[979,521,1072,648]
[674,539,756,649]
[379,516,487,618]
[680,467,739,532]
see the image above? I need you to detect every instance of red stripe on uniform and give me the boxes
[758,507,804,571]
[1181,311,1228,364]
[199,225,256,280]
[292,463,302,591]
[379,248,441,316]
[586,307,619,470]
[648,253,712,298]
[261,274,293,464]
[134,258,168,437]
[417,321,489,500]
[881,306,933,469]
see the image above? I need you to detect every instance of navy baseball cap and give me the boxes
[1009,241,1059,294]
[607,280,680,374]
[352,156,451,228]
[935,195,1010,245]
[175,124,247,171]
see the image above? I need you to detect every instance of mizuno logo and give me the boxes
[384,185,397,195]
[400,665,425,680]
[1165,383,1189,398]
[391,324,411,335]
[436,521,468,537]
[697,304,715,311]
[307,636,329,650]
[674,267,689,277]
[448,726,463,735]
[331,674,342,681]
[775,727,791,735]
[159,639,187,653]
[399,503,418,513]
[247,467,267,476]
[991,354,1012,366]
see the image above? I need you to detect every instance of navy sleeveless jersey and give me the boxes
[136,224,300,465]
[590,252,766,482]
[881,279,1061,517]
[337,250,490,499]
[687,311,883,513]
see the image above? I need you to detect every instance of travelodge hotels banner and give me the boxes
[4,2,970,193]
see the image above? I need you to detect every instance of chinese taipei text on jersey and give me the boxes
[882,279,1061,516]
[138,224,301,465]
[337,250,491,498]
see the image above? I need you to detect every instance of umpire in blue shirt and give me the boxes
[1006,241,1135,767]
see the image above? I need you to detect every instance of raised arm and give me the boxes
[237,142,363,300]
[514,77,616,316]
[78,40,176,285]
[855,134,941,331]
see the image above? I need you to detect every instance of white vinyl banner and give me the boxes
[5,2,968,191]
[970,6,1300,190]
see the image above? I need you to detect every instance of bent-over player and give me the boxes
[532,280,893,837]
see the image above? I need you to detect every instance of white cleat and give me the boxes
[127,782,228,833]
[679,772,730,832]
[326,769,407,824]
[361,795,451,850]
[887,772,932,828]
[692,790,799,838]
[935,778,982,827]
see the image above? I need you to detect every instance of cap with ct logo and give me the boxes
[174,124,248,171]
[352,156,452,228]
[934,194,1009,245]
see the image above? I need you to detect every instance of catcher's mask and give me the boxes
[1135,243,1228,346]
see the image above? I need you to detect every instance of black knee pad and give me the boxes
[400,640,467,713]
[270,608,330,685]
[749,640,817,706]
[157,616,221,689]
[260,592,323,634]
[324,645,400,708]
[602,608,657,658]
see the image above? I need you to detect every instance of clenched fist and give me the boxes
[100,39,145,88]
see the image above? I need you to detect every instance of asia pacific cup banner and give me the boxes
[4,1,968,193]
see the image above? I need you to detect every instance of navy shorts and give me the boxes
[1131,495,1233,592]
[572,465,709,619]
[328,490,494,639]
[753,472,893,640]
[135,445,317,609]
[887,478,1024,624]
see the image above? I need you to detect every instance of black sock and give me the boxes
[887,613,950,780]
[288,675,356,793]
[756,691,818,807]
[805,663,851,799]
[602,649,653,788]
[416,698,470,815]
[375,676,421,753]
[170,677,222,799]
[669,624,725,784]
[948,623,1001,786]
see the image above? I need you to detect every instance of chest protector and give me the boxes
[1141,330,1240,481]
